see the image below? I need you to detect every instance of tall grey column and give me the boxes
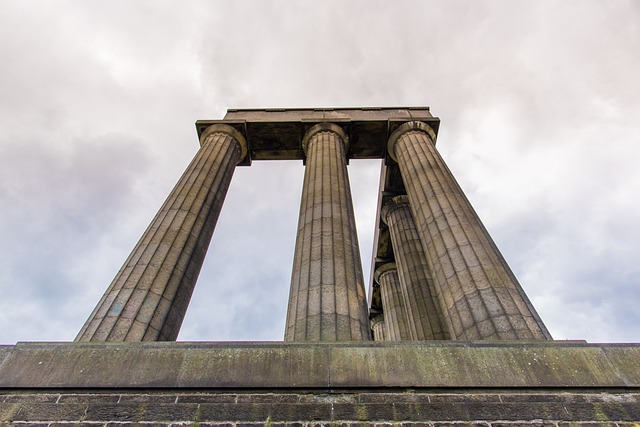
[370,313,386,341]
[374,263,412,341]
[285,123,370,341]
[387,121,551,340]
[76,124,247,342]
[381,196,449,340]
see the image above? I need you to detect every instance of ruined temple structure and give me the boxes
[1,108,638,425]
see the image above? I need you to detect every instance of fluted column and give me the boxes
[381,196,448,340]
[370,313,386,341]
[285,123,370,341]
[374,263,412,341]
[387,121,551,340]
[76,124,247,342]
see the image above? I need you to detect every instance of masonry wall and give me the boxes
[1,342,639,425]
[2,390,640,425]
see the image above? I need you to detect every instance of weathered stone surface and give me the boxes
[0,342,332,388]
[9,403,87,421]
[2,393,639,423]
[177,394,238,403]
[117,394,177,404]
[57,394,120,404]
[387,121,550,340]
[196,107,438,163]
[0,396,639,425]
[5,398,640,427]
[381,196,448,340]
[374,264,412,340]
[370,313,386,341]
[2,394,59,404]
[1,342,639,389]
[600,345,640,386]
[285,123,370,341]
[76,124,247,342]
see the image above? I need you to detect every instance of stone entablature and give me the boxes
[196,107,438,164]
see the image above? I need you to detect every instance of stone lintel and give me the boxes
[195,107,440,166]
[1,341,638,389]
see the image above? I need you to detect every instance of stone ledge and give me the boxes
[0,341,638,389]
[2,401,640,423]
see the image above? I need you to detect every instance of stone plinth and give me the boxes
[1,341,639,389]
[0,341,639,425]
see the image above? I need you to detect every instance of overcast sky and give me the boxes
[1,1,639,344]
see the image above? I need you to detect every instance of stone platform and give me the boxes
[1,341,639,425]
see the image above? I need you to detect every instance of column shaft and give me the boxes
[76,124,246,341]
[370,313,386,341]
[285,123,370,341]
[382,197,449,340]
[388,122,551,340]
[375,263,413,341]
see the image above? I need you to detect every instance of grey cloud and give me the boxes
[0,132,152,341]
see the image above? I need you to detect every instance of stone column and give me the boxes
[387,121,551,340]
[370,313,386,341]
[285,123,370,341]
[374,263,412,341]
[76,124,247,342]
[381,196,449,340]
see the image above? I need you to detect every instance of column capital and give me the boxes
[380,195,411,226]
[370,313,385,327]
[374,262,398,284]
[302,123,349,155]
[387,121,437,162]
[200,124,248,165]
